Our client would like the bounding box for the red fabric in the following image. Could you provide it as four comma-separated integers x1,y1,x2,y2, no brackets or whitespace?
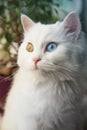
0,76,12,115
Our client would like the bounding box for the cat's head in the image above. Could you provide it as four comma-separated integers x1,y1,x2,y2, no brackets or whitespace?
18,12,86,79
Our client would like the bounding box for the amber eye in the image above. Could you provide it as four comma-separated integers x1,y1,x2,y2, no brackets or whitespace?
26,42,34,52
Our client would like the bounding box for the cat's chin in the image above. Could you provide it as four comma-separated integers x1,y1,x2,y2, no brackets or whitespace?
30,64,42,71
32,67,43,72
31,68,51,75
29,63,51,73
30,66,46,74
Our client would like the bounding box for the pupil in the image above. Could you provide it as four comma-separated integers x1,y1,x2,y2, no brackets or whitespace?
51,44,54,49
51,45,53,48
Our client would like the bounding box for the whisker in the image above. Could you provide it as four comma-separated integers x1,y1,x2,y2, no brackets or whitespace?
39,61,79,82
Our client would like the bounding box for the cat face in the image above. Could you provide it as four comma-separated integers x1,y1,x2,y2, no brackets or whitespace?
18,12,83,78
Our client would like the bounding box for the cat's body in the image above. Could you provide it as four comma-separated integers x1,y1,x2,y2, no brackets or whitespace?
1,12,87,130
2,69,87,130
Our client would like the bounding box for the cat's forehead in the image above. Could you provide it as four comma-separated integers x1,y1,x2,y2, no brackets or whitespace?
32,21,61,35
24,21,62,45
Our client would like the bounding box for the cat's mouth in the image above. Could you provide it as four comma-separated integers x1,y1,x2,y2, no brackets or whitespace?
33,63,44,71
33,61,53,72
33,63,50,72
35,64,39,70
33,63,40,70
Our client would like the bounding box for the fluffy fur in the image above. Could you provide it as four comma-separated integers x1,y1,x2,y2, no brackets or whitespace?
1,12,87,130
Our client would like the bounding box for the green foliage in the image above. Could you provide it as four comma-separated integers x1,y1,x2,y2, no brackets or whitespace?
20,0,60,23
0,0,60,47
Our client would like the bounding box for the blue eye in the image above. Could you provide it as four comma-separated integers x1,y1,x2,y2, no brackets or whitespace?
46,42,57,52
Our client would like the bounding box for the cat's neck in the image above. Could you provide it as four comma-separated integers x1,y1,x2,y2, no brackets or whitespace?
13,66,87,97
16,67,79,84
16,68,50,85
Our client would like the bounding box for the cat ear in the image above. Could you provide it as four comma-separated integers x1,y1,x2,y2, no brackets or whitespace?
63,12,81,39
21,14,35,32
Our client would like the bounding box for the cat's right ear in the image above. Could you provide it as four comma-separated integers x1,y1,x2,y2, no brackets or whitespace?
62,12,81,40
21,14,35,32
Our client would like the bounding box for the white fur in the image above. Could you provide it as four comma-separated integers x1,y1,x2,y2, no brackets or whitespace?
1,12,87,130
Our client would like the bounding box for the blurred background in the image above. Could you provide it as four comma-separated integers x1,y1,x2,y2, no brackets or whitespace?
0,0,86,77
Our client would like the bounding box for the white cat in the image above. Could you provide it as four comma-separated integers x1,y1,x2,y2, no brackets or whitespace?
1,12,87,130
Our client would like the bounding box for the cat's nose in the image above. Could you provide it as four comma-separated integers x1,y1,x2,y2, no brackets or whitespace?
33,57,41,64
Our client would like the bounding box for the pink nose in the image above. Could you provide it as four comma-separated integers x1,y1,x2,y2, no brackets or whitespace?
33,57,41,64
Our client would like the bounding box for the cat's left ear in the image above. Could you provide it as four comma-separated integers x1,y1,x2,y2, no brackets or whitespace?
63,12,81,39
21,14,35,32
